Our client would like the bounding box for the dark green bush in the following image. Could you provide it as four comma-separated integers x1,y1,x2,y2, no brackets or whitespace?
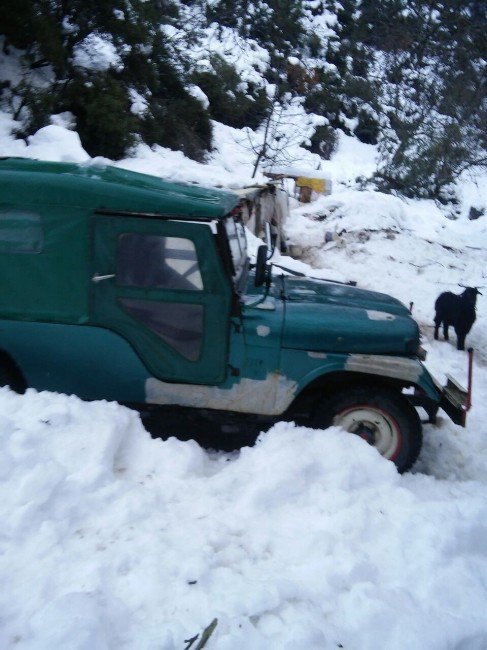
304,124,338,159
354,109,379,145
141,94,213,162
66,75,137,159
192,56,269,130
11,83,59,138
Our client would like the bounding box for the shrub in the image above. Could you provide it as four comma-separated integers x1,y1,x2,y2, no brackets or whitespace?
354,109,379,145
304,124,338,159
192,56,269,130
66,75,137,159
10,82,59,139
141,94,213,162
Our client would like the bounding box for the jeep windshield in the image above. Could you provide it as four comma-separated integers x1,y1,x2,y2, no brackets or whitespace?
224,215,248,291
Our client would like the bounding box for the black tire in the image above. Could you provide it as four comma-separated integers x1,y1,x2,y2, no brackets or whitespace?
0,365,11,387
0,354,26,393
312,386,423,473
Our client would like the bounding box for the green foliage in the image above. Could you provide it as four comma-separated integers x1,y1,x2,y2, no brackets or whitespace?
192,56,269,130
304,68,344,131
354,109,379,145
65,75,137,159
304,124,338,159
373,0,487,199
141,94,213,162
207,0,305,60
0,0,211,160
0,0,485,192
251,0,305,56
307,32,322,58
376,119,486,201
10,83,58,138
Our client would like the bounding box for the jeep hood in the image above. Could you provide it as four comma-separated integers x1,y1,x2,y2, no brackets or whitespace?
282,277,419,355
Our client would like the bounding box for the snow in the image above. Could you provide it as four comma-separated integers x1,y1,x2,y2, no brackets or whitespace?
267,166,332,181
128,89,149,117
196,25,271,85
1,389,487,649
0,122,91,163
321,132,379,185
1,92,487,648
187,84,210,109
72,34,124,73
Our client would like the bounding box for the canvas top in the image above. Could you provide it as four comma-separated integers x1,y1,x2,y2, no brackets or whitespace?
0,157,240,220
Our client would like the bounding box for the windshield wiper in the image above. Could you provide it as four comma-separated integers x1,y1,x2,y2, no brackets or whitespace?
271,261,357,287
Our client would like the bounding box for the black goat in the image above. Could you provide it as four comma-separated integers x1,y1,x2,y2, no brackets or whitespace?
434,287,481,350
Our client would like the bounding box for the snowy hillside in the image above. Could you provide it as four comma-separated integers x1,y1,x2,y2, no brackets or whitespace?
1,119,487,649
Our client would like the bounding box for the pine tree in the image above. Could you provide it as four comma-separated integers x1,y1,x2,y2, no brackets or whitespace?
374,0,487,200
0,0,213,160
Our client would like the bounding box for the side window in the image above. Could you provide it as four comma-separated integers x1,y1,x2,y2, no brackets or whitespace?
116,233,203,291
0,209,43,253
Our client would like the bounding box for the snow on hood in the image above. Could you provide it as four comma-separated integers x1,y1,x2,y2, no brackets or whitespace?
1,388,487,649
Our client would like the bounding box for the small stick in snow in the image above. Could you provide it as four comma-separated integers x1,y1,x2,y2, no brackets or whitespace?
195,619,218,649
466,348,474,411
184,618,218,650
183,634,199,650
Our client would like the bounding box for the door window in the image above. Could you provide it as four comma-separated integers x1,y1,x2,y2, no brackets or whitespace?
118,299,204,361
116,233,203,290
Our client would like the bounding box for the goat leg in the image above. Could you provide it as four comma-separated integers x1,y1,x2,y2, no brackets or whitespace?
434,316,441,340
456,328,466,351
443,324,449,341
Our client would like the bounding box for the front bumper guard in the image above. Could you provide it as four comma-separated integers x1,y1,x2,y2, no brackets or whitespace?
440,375,469,426
412,372,470,427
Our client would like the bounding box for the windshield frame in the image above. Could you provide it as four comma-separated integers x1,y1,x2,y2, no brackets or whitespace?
221,214,249,294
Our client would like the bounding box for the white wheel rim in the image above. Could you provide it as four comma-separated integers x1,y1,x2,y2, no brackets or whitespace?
333,406,401,460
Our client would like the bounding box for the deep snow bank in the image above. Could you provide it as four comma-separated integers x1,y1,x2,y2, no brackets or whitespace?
1,388,487,649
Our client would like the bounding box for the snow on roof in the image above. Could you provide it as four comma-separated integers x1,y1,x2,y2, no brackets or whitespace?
265,166,332,181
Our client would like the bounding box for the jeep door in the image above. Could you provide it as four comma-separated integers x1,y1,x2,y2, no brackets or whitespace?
91,216,232,385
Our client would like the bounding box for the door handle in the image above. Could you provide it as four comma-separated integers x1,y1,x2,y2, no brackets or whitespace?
92,273,115,283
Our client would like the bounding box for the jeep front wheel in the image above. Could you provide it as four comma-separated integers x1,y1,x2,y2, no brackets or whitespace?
313,386,422,473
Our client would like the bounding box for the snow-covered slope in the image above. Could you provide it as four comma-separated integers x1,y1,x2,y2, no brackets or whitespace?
0,120,486,649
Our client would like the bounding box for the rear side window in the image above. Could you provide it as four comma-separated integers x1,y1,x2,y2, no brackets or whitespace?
0,209,43,253
116,233,203,291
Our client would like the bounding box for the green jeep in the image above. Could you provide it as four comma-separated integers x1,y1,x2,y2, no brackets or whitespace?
0,158,467,472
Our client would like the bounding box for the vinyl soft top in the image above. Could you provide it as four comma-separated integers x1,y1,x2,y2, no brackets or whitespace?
0,157,240,220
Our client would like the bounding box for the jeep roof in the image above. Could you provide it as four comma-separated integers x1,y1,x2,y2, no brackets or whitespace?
0,157,240,220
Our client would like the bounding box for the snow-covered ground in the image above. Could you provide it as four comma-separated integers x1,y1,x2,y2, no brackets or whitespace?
1,119,487,649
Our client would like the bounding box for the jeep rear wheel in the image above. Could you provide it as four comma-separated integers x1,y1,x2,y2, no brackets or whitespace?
0,366,13,389
0,354,26,394
313,386,422,473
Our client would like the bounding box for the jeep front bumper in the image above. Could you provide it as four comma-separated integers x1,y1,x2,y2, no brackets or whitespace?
440,375,469,426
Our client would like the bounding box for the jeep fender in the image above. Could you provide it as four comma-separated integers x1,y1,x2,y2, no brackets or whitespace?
285,352,441,407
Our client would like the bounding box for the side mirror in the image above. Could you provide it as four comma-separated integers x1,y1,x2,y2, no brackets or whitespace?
254,244,268,287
